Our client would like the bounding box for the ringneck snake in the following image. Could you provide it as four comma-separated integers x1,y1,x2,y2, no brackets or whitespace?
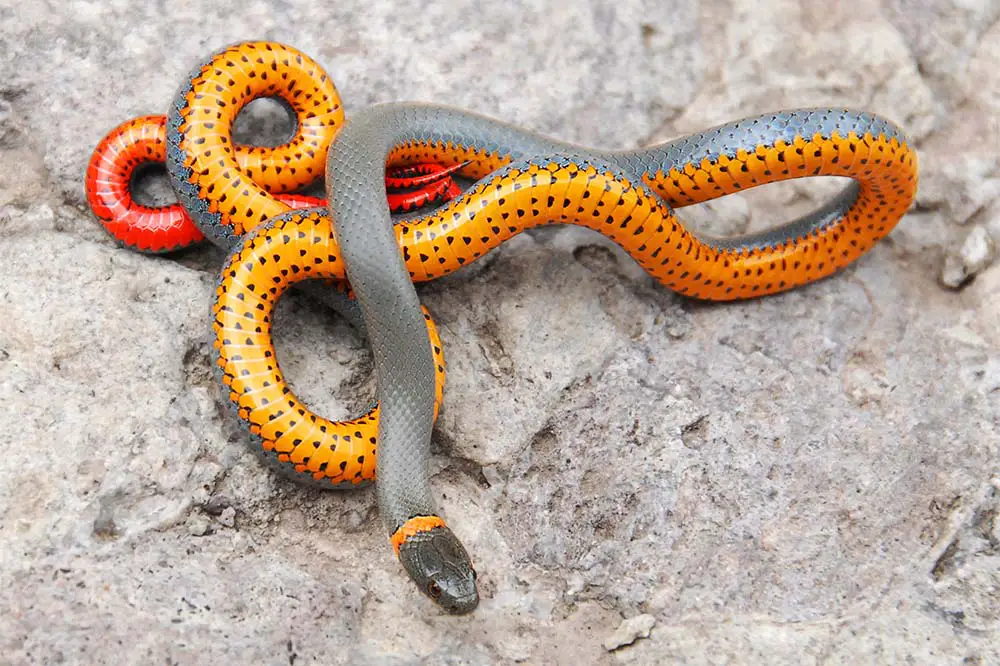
86,41,918,615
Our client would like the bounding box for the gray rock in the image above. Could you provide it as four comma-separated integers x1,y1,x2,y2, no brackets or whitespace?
1,1,999,664
941,225,997,288
918,156,1000,226
604,613,656,651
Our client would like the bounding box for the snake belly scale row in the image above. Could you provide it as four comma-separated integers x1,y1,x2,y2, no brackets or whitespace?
85,112,462,254
209,102,917,613
86,114,332,253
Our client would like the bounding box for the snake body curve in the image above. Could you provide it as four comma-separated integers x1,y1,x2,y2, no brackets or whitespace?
164,41,344,250
84,42,467,483
86,115,327,253
211,103,917,613
85,42,462,255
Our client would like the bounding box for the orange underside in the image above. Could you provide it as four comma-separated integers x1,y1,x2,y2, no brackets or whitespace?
176,41,344,237
387,131,917,299
212,211,445,485
214,129,916,486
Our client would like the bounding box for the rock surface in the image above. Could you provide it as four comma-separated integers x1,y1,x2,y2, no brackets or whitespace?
942,225,997,288
1,1,999,664
604,614,657,651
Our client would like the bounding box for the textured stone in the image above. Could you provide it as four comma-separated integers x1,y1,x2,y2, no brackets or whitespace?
941,225,998,288
1,1,999,664
603,613,656,651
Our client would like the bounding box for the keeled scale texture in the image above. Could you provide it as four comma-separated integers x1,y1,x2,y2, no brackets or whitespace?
1,1,999,664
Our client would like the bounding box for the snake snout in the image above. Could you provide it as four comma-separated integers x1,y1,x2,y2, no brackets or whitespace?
397,525,479,614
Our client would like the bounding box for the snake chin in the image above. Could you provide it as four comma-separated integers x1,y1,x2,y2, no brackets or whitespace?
397,525,479,615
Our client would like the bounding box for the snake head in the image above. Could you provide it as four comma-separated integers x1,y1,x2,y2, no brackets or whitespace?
396,524,479,614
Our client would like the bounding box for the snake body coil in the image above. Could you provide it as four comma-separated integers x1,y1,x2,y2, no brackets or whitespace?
86,42,461,255
81,35,920,618
212,102,917,613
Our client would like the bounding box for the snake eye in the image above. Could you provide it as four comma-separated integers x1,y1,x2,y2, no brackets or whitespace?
427,581,442,598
